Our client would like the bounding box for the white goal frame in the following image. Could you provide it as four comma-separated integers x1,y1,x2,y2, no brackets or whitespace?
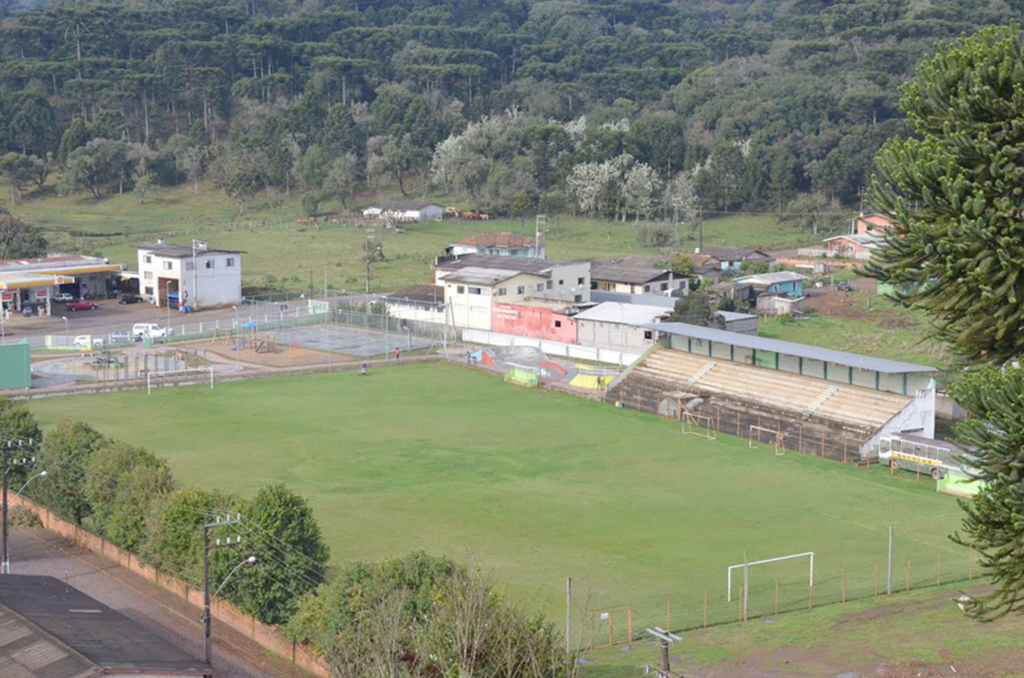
147,367,215,395
749,425,785,456
727,551,814,602
682,412,717,440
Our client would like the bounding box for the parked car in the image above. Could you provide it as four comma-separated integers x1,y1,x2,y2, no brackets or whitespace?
132,323,173,340
118,293,142,304
836,281,853,293
72,335,104,349
65,300,99,311
53,292,76,303
110,330,132,344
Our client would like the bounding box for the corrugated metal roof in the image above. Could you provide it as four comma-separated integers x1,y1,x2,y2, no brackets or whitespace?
736,271,807,285
574,302,670,325
434,254,565,276
591,290,675,308
645,322,937,374
590,256,670,285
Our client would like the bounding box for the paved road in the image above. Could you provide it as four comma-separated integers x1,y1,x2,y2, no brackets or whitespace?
8,528,308,678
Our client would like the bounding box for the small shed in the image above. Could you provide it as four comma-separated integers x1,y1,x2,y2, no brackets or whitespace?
362,201,444,222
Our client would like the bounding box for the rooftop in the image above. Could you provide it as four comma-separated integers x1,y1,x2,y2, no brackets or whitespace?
573,302,670,325
591,290,675,308
457,233,535,248
367,200,441,211
440,267,522,286
435,253,578,277
824,233,885,245
645,322,937,375
697,247,772,261
590,255,673,285
387,284,445,304
0,255,108,274
0,574,211,675
736,271,807,286
138,242,243,258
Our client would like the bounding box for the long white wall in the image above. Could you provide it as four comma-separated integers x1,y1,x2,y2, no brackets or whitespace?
462,329,640,366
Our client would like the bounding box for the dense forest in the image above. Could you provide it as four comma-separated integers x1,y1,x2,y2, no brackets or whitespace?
0,0,1020,220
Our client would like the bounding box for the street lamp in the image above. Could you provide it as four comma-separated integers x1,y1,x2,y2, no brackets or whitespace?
61,316,68,351
213,555,256,599
2,462,46,575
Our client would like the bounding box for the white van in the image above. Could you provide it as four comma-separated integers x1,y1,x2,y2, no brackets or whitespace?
132,323,173,340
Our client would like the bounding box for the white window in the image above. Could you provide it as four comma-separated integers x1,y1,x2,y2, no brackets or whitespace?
163,260,173,270
517,286,525,295
536,283,544,292
470,305,488,314
185,261,194,271
227,257,235,267
205,259,215,269
143,271,153,280
144,255,152,264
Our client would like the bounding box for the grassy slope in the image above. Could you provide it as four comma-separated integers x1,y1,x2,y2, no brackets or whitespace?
586,582,1023,677
15,184,812,293
26,365,969,636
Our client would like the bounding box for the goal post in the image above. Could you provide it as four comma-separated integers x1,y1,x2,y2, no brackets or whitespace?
749,425,785,456
727,551,814,602
682,412,717,440
146,366,215,395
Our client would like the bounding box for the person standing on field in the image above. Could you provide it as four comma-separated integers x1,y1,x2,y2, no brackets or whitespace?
395,347,401,360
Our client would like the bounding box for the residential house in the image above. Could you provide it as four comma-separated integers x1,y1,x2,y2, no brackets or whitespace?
433,254,590,331
695,247,777,273
448,232,544,258
736,271,807,316
823,233,884,260
137,240,242,310
590,255,692,295
853,211,897,235
362,200,444,222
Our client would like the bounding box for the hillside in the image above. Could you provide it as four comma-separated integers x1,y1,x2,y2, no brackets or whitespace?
1,0,1021,225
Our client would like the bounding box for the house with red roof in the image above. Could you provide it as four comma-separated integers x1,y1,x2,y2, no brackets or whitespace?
448,232,544,258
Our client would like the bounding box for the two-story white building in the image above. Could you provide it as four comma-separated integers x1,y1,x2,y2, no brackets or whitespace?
137,241,242,310
433,254,591,331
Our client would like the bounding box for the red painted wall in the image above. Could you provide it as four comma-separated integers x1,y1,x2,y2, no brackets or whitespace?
492,302,577,343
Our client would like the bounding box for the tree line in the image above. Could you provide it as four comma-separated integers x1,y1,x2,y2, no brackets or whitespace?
0,0,1018,220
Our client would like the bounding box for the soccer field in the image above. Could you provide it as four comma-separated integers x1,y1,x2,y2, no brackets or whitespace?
26,363,969,640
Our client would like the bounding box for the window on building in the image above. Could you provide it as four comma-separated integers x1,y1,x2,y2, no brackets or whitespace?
558,279,564,286
536,283,544,292
546,280,553,290
517,286,525,295
644,330,653,340
497,288,507,296
577,276,585,285
660,282,668,291
143,271,153,280
144,286,154,295
144,255,152,264
185,261,194,271
457,285,465,294
163,261,173,270
574,294,582,302
226,257,235,267
643,285,650,292
554,320,562,328
205,259,215,269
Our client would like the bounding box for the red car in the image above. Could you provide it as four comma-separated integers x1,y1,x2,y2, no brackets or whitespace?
65,300,99,311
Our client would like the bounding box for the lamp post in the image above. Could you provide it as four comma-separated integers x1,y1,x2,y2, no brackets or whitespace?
2,439,43,575
165,280,172,344
61,316,68,351
200,511,250,677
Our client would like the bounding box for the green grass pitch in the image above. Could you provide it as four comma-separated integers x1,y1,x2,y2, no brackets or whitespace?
26,363,968,643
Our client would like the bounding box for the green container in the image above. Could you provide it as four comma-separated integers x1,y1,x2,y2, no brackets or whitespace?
0,341,31,389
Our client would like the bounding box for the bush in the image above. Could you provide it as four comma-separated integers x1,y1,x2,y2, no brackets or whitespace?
143,487,239,576
34,420,105,525
9,505,41,528
634,221,674,248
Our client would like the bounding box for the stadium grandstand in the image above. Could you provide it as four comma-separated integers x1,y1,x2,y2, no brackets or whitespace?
606,323,937,462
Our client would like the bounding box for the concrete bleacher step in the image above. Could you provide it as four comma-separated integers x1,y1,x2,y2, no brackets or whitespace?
686,360,717,387
802,385,840,420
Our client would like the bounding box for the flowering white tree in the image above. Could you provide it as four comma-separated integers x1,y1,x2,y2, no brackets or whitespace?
622,162,661,222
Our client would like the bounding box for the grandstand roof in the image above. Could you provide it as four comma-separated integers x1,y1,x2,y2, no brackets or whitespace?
646,322,937,375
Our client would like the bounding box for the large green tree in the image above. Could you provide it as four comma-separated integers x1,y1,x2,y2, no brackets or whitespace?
34,420,104,525
867,24,1024,365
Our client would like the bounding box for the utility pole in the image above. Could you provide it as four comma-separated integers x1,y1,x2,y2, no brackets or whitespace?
202,513,244,675
887,526,894,596
192,239,206,311
645,627,680,678
535,214,547,258
2,439,37,575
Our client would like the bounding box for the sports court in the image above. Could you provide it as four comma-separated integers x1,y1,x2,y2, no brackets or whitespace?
272,323,435,357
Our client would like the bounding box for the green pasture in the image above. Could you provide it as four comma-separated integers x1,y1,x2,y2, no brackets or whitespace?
26,363,970,661
15,183,814,294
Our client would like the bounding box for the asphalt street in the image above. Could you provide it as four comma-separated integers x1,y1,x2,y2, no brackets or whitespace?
7,528,309,678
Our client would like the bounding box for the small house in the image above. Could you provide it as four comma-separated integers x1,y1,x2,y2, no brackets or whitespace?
823,233,884,260
696,247,777,273
590,255,693,295
448,233,543,258
736,271,806,297
362,201,444,222
852,211,897,235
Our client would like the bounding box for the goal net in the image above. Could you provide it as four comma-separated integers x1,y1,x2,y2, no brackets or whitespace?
749,425,785,456
682,412,717,440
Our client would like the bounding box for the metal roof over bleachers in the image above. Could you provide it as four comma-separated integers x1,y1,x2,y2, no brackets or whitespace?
646,322,937,375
